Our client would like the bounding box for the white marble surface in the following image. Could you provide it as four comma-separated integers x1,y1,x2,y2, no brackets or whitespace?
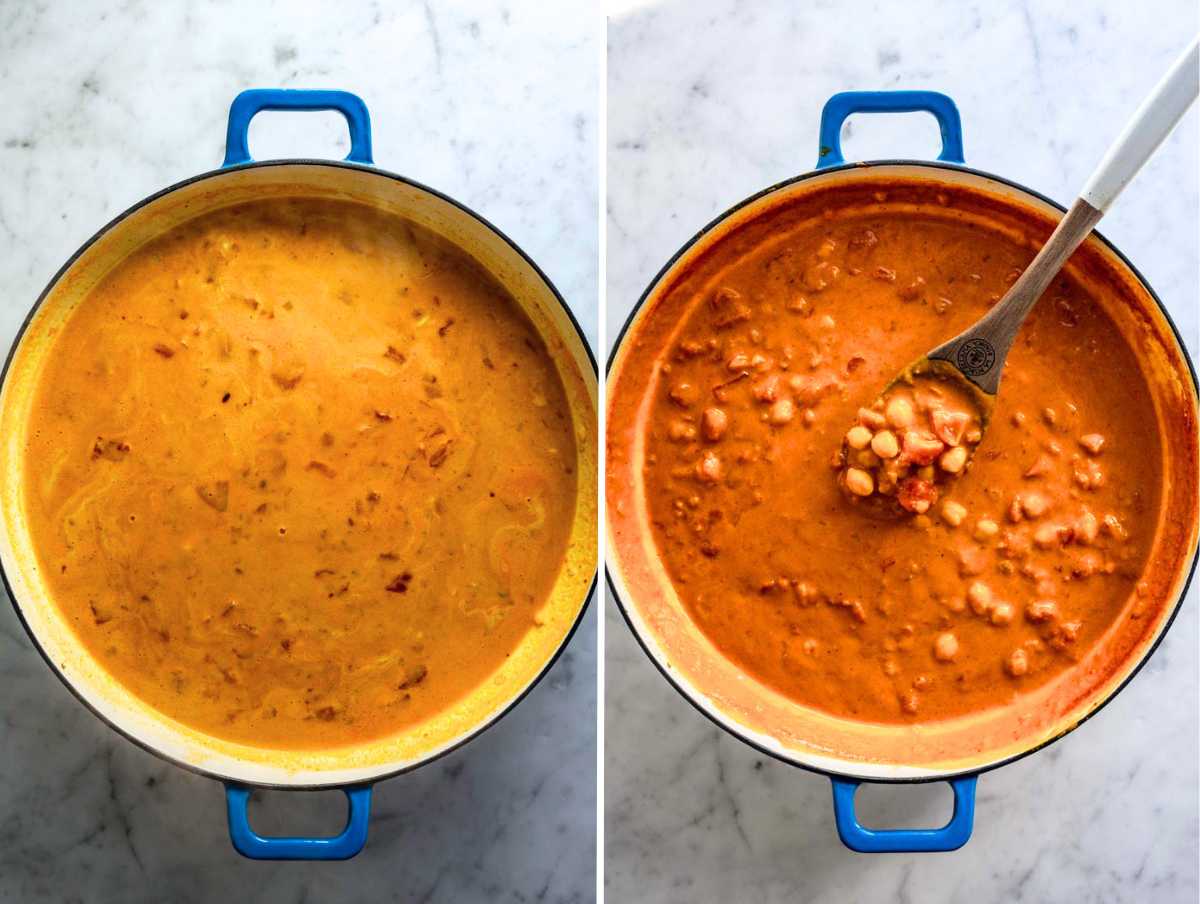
0,2,596,902
607,1,1198,902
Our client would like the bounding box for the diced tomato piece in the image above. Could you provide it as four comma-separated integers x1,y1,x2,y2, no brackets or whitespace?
898,477,938,513
931,409,970,446
900,430,945,466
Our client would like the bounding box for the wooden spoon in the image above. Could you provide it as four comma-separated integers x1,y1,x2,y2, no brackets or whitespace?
838,36,1199,515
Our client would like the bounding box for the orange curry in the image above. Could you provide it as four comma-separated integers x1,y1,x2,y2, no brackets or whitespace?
23,199,578,750
614,181,1173,724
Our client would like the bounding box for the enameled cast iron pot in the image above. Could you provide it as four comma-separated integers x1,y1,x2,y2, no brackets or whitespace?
0,89,598,860
606,91,1198,853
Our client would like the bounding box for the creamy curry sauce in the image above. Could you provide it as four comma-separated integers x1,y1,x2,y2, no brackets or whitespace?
630,185,1165,724
23,199,578,750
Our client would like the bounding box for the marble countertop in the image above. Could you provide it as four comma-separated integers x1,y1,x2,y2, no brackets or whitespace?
0,2,596,902
606,1,1198,902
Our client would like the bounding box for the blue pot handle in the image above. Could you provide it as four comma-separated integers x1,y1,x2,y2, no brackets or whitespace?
831,775,977,853
225,783,373,860
222,88,374,167
817,90,964,169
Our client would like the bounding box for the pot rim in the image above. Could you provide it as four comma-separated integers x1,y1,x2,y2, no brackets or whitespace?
1,157,598,790
605,157,1199,784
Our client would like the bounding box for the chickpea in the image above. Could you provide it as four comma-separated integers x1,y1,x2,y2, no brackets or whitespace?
1026,600,1058,623
1011,411,1027,428
852,449,881,469
669,382,698,407
974,518,999,541
1033,522,1065,548
877,465,899,496
668,420,697,442
701,407,728,441
1042,407,1057,426
844,468,875,497
941,501,967,527
990,602,1014,626
967,581,992,614
858,407,887,430
1079,433,1106,455
1005,648,1029,677
1074,553,1102,578
885,395,916,429
871,430,900,459
769,398,795,425
1020,492,1049,519
845,425,873,450
1075,510,1099,544
933,632,959,662
696,451,722,483
939,445,968,474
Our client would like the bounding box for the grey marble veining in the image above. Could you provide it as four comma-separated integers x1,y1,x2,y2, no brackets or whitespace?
606,1,1198,902
0,2,596,902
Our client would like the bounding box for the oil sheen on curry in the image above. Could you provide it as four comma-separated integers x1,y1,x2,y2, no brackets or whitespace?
628,183,1161,724
23,199,577,750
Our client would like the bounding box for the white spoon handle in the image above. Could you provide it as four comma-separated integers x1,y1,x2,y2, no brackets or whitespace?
930,37,1199,394
1080,36,1199,212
